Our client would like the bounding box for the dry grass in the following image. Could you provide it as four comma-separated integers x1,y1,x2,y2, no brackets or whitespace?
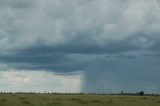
0,94,159,106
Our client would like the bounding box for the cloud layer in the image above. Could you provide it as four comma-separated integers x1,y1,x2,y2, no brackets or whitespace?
0,0,160,53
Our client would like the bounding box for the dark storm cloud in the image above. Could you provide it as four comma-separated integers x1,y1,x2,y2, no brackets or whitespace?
0,0,160,93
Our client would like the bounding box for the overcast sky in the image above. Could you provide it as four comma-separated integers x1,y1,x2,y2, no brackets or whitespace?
0,0,160,93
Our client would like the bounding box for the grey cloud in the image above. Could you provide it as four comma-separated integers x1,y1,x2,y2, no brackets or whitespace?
0,0,35,8
0,0,160,54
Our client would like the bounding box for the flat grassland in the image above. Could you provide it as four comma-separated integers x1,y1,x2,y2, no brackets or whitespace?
0,94,160,106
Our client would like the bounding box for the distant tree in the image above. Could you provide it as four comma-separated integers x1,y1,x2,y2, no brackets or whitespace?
139,91,144,96
121,91,124,95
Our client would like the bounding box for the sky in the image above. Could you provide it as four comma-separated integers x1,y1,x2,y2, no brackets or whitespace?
0,0,160,94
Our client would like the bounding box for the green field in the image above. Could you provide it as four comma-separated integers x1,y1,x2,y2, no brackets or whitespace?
0,94,159,106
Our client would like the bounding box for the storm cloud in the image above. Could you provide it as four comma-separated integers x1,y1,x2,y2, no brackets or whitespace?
0,0,160,93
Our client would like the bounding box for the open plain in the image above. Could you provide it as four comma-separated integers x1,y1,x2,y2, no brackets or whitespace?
0,94,159,106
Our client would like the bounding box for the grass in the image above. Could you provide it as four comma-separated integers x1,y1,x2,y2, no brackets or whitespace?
0,94,159,106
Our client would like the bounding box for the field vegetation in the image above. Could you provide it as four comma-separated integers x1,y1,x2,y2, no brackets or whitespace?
0,94,159,106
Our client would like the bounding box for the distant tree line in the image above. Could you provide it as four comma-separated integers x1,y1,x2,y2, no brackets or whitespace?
120,90,144,96
0,90,159,96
